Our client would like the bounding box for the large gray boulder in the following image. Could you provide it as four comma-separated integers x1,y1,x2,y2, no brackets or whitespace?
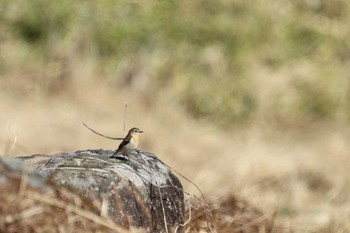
0,149,184,233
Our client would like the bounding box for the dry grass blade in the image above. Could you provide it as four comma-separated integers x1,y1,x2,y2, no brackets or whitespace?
167,165,214,232
180,193,287,233
26,191,130,233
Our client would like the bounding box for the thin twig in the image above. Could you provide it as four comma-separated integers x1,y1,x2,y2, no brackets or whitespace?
10,135,17,154
175,199,192,233
82,122,124,140
123,103,128,136
83,156,116,165
167,165,216,232
45,167,110,174
167,165,207,203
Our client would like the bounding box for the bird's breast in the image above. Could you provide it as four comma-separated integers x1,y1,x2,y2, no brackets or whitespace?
132,134,139,142
129,135,139,147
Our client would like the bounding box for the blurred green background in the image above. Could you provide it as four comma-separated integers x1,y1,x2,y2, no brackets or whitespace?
2,1,350,232
1,0,349,127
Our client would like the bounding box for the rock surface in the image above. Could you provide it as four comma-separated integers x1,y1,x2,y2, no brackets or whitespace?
0,149,184,232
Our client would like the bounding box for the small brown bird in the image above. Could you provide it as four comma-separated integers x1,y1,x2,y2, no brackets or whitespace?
111,127,143,158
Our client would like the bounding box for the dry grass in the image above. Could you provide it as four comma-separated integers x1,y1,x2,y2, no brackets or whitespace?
1,84,350,232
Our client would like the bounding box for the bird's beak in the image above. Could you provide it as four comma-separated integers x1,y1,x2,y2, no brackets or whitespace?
139,130,144,133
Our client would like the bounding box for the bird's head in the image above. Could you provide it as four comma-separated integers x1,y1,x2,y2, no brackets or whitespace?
129,127,143,135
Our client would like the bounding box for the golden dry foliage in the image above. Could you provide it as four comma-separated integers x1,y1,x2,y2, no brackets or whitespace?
183,195,292,233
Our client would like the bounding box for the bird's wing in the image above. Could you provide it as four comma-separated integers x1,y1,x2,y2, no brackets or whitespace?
116,135,131,152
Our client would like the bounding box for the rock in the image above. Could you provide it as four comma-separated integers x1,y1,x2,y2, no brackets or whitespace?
0,149,185,233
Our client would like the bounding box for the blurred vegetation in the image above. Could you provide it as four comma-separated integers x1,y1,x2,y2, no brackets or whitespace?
1,0,350,126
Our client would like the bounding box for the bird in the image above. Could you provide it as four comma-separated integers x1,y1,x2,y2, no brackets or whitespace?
111,127,143,158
